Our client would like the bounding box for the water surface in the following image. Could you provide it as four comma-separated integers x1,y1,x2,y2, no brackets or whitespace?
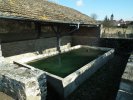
27,48,106,78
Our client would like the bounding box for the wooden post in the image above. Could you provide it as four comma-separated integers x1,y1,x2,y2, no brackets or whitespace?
0,40,4,63
0,40,2,57
35,22,42,38
56,32,61,53
51,24,62,53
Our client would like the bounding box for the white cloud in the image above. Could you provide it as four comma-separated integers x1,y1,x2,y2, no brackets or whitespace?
76,0,83,7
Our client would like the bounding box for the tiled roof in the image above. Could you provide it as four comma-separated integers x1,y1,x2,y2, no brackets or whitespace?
0,0,96,24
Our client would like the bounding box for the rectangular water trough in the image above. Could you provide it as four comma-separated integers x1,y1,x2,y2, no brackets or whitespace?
14,45,114,98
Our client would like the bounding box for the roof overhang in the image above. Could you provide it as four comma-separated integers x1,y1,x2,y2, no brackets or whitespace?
0,11,97,26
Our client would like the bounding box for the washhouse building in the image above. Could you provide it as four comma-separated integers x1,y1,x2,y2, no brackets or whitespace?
0,0,115,100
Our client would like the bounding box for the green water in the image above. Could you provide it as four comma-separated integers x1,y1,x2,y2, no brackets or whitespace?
27,48,106,78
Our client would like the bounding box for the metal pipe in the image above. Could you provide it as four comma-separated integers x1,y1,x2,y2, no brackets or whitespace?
67,23,80,34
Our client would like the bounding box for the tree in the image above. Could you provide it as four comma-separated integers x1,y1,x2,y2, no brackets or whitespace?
102,15,112,34
105,15,108,21
110,14,114,21
91,13,98,20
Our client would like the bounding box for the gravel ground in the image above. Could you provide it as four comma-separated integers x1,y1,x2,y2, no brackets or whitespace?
47,52,130,100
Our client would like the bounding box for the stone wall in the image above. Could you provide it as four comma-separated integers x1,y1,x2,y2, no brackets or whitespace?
1,36,72,57
0,19,72,43
0,19,38,42
0,19,101,57
72,36,100,46
73,26,100,37
99,38,133,54
71,26,101,47
0,63,47,100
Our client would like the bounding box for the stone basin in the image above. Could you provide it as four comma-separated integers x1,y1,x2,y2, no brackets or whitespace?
14,45,114,98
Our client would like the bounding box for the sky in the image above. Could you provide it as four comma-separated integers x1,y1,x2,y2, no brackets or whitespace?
48,0,133,21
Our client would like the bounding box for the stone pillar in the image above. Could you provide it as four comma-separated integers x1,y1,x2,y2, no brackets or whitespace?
0,40,2,57
99,24,103,38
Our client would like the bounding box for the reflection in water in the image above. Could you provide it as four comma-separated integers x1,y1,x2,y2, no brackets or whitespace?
57,54,62,67
28,48,106,78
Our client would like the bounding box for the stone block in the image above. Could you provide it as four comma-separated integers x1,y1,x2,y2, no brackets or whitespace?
0,63,47,100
